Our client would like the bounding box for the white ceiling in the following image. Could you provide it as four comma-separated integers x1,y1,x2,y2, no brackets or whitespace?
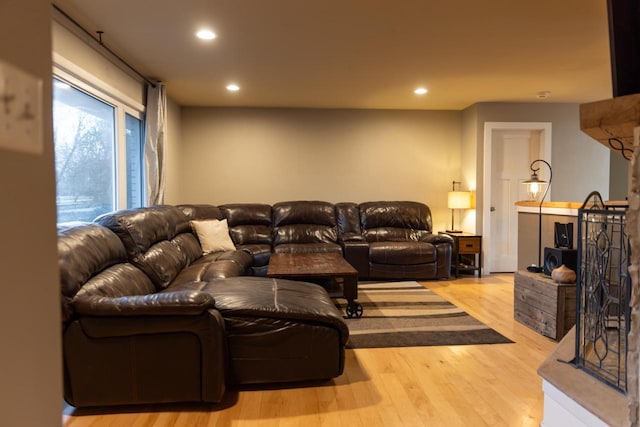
52,0,613,110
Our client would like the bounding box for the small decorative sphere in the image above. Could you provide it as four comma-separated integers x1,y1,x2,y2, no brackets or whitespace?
551,264,576,284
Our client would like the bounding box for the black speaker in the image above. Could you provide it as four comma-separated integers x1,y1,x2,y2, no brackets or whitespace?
543,247,577,276
554,222,573,249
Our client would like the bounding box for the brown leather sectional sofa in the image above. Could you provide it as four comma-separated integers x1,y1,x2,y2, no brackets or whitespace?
59,201,452,408
217,200,453,279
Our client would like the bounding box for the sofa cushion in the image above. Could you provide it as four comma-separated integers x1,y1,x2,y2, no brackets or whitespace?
271,201,339,255
164,204,192,234
220,203,272,227
171,233,203,265
134,240,189,289
74,263,156,299
204,277,349,341
359,201,432,231
363,227,431,243
273,224,338,246
58,223,158,324
95,206,201,289
228,224,272,246
58,223,128,299
172,250,252,283
369,241,437,265
272,201,336,227
191,219,236,253
217,204,273,274
95,206,186,257
178,204,224,222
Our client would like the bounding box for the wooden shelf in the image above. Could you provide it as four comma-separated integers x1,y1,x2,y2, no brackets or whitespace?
515,200,628,210
580,93,640,159
515,200,583,209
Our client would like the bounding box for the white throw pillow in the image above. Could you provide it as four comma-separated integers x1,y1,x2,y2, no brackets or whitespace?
190,219,236,253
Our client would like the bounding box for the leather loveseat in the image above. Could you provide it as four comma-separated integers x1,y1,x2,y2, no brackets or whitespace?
59,200,451,408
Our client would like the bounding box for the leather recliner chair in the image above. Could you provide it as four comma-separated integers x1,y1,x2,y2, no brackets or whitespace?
338,201,453,279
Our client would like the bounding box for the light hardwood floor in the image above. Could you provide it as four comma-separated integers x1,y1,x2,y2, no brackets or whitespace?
63,273,558,427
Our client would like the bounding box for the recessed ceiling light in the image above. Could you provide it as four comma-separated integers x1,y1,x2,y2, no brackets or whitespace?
196,29,217,40
414,87,428,95
226,84,240,92
536,90,551,99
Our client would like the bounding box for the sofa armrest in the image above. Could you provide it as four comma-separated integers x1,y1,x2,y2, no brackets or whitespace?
422,233,454,247
72,291,216,317
423,233,453,278
341,240,370,278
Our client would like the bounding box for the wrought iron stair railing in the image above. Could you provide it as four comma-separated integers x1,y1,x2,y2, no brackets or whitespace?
574,191,631,393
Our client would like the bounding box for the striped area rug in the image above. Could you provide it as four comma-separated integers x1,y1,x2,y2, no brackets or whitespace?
344,281,513,348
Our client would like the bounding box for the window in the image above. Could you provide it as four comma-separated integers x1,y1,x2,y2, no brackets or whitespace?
52,63,145,223
53,79,116,222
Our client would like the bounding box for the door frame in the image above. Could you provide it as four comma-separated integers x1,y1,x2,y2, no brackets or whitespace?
482,122,552,273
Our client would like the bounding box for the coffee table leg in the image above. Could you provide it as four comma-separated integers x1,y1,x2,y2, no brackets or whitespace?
343,275,363,318
346,300,363,318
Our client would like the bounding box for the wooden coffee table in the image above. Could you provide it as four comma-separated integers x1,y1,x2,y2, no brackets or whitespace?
267,252,363,317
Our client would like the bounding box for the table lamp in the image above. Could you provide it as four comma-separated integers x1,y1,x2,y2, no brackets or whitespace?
446,181,471,233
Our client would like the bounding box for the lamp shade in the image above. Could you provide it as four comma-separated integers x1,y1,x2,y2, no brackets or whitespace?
447,191,472,209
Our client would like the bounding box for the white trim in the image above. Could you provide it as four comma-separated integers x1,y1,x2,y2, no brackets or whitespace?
483,122,552,273
116,109,127,208
53,53,144,113
542,380,610,427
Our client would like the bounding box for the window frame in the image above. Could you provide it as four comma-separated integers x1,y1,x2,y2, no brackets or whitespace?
124,112,145,209
53,54,145,215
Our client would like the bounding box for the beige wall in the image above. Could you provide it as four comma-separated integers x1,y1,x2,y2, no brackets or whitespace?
463,102,611,233
172,107,462,232
460,104,479,232
517,212,578,271
474,102,610,202
0,1,62,426
610,151,629,200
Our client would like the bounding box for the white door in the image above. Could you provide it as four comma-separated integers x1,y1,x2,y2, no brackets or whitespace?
490,130,539,272
483,122,552,274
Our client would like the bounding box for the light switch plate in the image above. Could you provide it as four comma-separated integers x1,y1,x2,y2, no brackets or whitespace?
0,59,43,155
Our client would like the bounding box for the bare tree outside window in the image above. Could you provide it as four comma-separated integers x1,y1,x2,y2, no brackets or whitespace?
53,79,115,223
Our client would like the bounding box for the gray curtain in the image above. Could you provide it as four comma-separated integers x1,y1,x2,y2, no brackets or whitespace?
144,83,166,205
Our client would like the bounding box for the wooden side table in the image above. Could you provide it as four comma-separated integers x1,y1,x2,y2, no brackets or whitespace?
438,232,482,278
514,270,576,341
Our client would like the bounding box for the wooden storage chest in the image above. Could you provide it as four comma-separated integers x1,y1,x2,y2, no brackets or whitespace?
514,270,576,341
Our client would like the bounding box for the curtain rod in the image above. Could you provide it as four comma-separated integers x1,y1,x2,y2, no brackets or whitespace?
52,4,157,88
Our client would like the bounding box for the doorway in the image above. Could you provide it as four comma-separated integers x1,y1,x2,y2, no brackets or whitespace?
483,122,552,274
